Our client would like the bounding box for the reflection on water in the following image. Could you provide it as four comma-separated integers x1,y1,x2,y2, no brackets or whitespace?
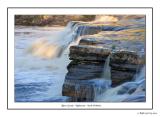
15,26,70,102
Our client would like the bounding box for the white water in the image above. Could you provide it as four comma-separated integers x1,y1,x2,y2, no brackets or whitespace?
101,55,111,85
15,22,87,102
15,25,79,102
27,22,80,59
95,66,145,102
15,19,145,102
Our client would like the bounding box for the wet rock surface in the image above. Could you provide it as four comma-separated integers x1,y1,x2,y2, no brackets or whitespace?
62,79,110,101
62,17,145,102
110,51,144,86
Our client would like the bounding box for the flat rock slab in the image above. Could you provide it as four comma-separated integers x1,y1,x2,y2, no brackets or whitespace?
79,38,145,56
62,79,110,102
70,45,110,61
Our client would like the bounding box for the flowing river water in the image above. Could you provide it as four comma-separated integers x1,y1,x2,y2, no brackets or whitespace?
15,20,145,102
15,26,72,102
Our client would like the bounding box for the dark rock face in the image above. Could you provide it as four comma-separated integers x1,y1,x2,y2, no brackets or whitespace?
66,61,104,80
62,44,111,101
110,51,145,86
62,79,110,101
111,70,135,87
110,63,142,72
70,45,110,61
110,51,145,65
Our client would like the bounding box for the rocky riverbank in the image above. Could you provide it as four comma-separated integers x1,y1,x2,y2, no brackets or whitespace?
62,16,145,102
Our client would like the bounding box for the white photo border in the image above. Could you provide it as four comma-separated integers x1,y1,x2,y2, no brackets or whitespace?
7,7,153,110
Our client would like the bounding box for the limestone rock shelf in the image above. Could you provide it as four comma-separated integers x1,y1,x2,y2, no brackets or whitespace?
62,18,145,102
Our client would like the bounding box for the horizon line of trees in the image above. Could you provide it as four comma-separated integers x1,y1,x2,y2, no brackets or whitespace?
15,15,96,26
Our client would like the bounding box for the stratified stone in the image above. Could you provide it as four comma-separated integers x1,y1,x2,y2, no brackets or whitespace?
79,37,145,57
66,60,104,80
110,63,143,72
111,69,135,86
110,51,145,65
69,45,110,61
62,79,110,102
79,38,106,46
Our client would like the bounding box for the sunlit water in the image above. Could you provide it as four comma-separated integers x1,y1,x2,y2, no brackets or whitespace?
15,17,145,102
15,26,71,102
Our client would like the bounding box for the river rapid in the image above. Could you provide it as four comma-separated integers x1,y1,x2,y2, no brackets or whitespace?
15,26,71,102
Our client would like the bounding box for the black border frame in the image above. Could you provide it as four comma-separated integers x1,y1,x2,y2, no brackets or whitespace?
7,7,153,110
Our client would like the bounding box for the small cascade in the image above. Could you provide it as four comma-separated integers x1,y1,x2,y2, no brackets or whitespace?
95,66,145,102
101,55,111,85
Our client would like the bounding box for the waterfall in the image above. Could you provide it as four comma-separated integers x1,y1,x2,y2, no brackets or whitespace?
101,55,111,85
95,66,145,102
27,21,87,59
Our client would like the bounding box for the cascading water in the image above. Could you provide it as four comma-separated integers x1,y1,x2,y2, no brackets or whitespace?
27,21,92,59
101,55,111,85
15,16,145,102
95,66,145,102
15,21,100,102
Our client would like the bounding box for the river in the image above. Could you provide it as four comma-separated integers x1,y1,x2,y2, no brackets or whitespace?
15,26,71,102
15,18,145,102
